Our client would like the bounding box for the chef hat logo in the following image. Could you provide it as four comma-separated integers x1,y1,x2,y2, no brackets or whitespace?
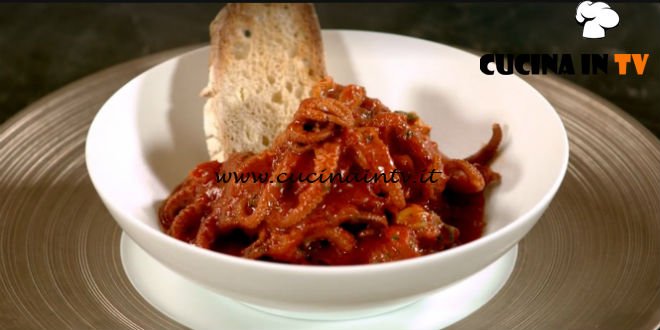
576,1,619,39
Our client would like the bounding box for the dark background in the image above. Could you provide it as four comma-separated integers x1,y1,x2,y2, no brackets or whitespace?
1,3,658,135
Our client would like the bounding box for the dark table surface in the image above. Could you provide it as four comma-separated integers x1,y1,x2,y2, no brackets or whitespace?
1,3,658,136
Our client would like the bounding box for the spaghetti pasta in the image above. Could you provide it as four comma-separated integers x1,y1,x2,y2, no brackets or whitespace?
159,78,502,265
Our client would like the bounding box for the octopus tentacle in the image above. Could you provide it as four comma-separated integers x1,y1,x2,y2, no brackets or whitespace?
159,79,502,265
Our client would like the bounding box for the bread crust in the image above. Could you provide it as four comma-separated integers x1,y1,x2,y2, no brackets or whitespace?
202,3,326,161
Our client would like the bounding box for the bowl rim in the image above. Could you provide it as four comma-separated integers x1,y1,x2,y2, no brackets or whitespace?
85,29,570,275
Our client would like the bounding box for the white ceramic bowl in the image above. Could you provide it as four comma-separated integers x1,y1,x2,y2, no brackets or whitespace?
86,30,568,320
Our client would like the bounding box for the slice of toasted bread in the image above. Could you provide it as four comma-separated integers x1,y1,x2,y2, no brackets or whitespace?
201,3,326,161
